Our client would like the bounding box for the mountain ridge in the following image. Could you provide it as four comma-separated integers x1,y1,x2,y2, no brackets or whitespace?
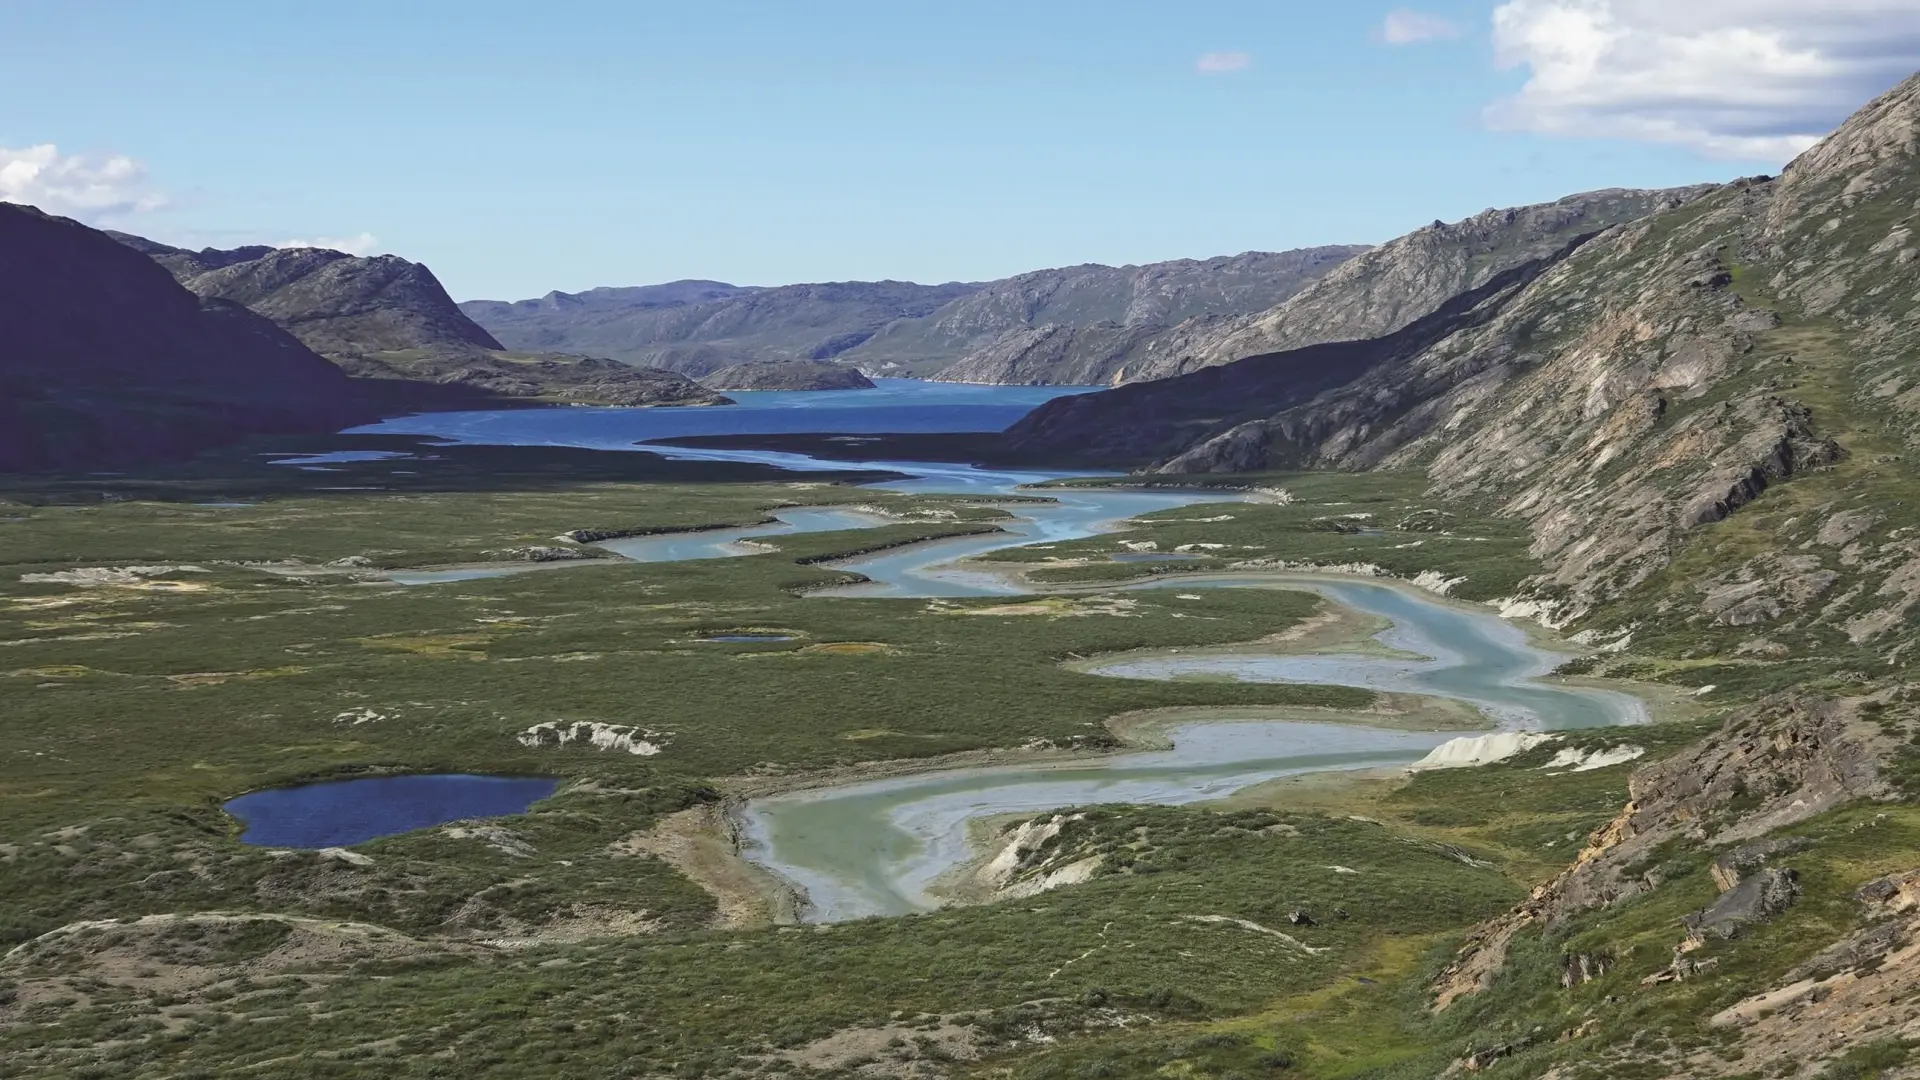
459,247,1369,381
114,237,729,409
1009,72,1920,636
1,206,376,471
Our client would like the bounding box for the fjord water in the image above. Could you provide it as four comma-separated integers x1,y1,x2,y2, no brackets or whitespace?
349,379,1092,453
226,774,558,848
334,381,1645,915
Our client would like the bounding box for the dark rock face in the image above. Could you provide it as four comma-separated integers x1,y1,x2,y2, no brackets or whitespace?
0,205,371,472
698,361,875,391
1003,241,1577,468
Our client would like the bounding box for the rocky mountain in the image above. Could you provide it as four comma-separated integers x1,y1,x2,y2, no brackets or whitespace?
463,280,980,376
862,247,1367,382
1012,71,1920,641
698,360,876,391
0,206,373,471
1085,187,1716,387
460,248,1367,382
119,239,726,408
1015,73,1920,1076
154,245,505,358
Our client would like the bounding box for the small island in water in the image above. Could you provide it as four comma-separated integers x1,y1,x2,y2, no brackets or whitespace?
698,359,877,391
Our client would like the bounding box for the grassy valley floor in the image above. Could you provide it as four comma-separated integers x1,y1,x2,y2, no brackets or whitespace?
0,435,1895,1080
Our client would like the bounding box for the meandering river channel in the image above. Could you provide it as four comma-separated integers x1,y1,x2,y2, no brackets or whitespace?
350,382,1652,922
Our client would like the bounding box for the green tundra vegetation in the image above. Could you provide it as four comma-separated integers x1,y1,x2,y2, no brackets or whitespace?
0,432,1910,1080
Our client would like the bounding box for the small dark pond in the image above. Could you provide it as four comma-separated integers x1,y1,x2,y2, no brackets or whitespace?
225,774,558,848
1109,552,1205,563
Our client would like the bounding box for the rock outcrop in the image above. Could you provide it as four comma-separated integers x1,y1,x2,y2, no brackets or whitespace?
1429,694,1892,1011
0,205,373,471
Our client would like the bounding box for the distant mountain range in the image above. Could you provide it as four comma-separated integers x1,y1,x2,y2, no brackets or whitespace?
460,248,1369,384
461,280,983,376
462,192,1723,389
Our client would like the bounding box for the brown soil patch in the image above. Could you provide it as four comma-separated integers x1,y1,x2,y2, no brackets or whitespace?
612,805,800,928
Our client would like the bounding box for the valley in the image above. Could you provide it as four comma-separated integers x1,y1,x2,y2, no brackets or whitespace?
2,53,1918,1080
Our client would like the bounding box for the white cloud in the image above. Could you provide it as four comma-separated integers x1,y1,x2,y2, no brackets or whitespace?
0,144,167,219
277,232,381,256
1487,0,1920,160
1196,51,1252,74
1382,10,1463,45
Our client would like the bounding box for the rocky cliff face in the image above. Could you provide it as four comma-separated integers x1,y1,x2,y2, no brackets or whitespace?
873,247,1366,383
1104,186,1716,386
0,207,372,471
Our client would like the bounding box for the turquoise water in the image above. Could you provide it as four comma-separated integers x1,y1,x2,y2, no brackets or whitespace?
598,507,889,562
1096,578,1645,732
739,577,1642,921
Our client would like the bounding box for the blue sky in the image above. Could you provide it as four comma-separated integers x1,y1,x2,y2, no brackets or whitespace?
3,1,1914,300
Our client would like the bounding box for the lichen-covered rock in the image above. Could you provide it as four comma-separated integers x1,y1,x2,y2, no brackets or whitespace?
1683,867,1800,943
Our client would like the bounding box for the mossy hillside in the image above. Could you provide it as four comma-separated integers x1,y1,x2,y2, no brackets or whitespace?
1566,287,1920,701
0,807,1527,1079
967,769,1916,1080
